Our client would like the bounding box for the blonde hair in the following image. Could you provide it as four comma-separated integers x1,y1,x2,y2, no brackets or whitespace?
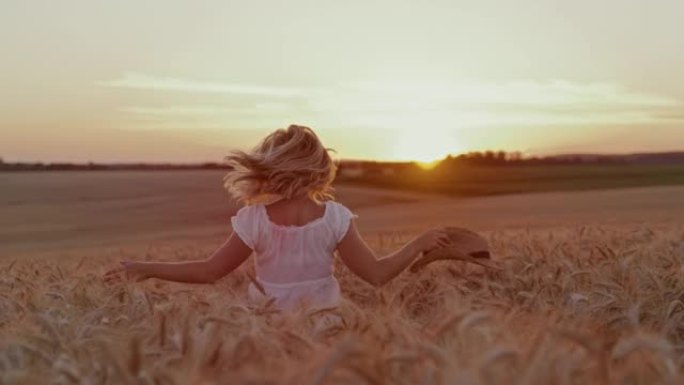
224,125,337,204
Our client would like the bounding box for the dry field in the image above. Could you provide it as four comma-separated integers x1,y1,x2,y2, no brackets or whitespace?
1,171,684,384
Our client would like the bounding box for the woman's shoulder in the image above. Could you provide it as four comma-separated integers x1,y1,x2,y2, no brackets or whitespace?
325,200,357,219
233,203,265,220
324,200,357,242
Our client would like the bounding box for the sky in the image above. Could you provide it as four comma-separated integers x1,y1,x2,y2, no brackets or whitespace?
1,0,683,163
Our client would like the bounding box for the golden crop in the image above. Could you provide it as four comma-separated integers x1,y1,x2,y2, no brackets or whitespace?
1,226,683,385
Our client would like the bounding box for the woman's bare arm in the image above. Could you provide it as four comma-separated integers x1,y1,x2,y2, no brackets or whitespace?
104,233,252,284
336,221,449,287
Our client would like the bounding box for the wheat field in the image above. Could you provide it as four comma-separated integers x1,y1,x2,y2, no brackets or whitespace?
1,173,684,384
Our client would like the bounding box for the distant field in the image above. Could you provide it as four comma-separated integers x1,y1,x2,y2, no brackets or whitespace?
0,171,424,256
341,164,684,196
1,170,682,257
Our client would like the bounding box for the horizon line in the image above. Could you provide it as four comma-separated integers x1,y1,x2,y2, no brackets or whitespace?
3,149,684,166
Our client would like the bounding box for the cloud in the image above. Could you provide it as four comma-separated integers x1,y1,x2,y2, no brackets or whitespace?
98,72,317,98
120,103,291,116
102,74,684,131
331,79,681,110
315,80,684,129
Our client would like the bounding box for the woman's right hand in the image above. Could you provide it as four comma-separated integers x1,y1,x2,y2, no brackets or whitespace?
414,228,451,254
103,261,149,284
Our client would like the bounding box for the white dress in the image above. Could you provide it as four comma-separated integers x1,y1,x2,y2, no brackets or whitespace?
230,200,357,311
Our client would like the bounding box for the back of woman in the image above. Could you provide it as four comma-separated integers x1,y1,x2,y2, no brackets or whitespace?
231,199,356,310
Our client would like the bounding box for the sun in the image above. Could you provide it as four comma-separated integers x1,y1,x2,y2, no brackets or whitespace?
415,159,442,170
390,129,460,167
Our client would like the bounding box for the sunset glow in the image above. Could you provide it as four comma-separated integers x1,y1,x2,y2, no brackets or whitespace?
390,127,463,163
1,1,683,163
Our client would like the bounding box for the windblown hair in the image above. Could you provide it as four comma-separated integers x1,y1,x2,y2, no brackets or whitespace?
224,125,337,204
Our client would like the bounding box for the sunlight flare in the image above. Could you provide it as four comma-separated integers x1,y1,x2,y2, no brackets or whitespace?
390,128,461,163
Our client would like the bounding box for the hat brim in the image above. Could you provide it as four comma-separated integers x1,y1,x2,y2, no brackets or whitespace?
410,227,500,272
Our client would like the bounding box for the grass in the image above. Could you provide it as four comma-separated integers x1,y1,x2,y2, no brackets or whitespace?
2,225,684,384
339,164,684,196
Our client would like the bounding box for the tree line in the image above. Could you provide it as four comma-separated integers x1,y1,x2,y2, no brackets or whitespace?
1,151,682,172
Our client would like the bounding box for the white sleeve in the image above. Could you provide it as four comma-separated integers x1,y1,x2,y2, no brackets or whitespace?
331,202,358,243
230,205,258,249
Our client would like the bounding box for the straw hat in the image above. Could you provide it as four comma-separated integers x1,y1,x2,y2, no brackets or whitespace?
410,227,499,272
